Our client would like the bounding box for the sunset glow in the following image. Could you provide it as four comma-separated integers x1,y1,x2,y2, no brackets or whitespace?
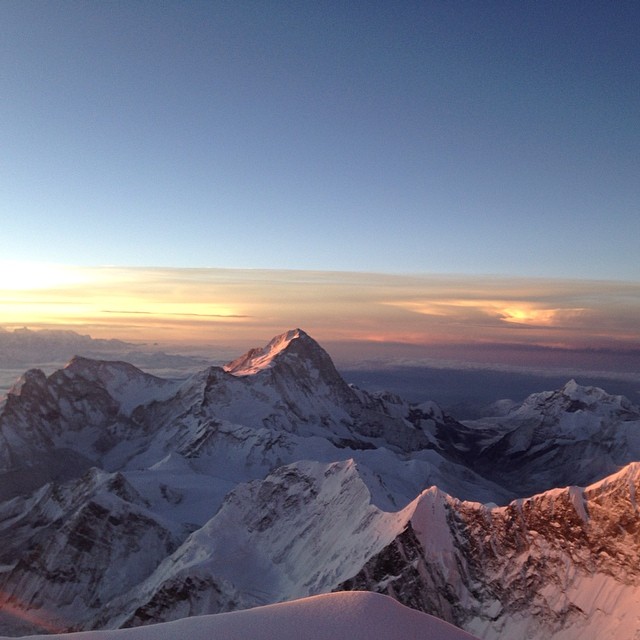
2,265,638,360
1,3,637,369
384,298,586,329
498,306,583,326
0,262,93,291
0,591,64,634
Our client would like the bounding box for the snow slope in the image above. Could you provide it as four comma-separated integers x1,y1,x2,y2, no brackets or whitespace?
97,459,416,628
0,592,478,640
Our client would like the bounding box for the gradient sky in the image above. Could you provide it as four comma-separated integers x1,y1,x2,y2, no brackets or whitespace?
1,2,639,377
2,1,639,279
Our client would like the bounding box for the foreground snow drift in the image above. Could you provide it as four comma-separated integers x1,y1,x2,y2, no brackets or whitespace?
0,592,478,640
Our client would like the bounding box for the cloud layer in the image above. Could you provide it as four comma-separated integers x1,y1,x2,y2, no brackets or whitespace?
1,265,639,371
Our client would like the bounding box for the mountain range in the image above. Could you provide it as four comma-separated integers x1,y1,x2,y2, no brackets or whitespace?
0,327,211,400
0,328,639,639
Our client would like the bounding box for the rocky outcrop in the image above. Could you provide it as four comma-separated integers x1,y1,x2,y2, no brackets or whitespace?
340,463,640,639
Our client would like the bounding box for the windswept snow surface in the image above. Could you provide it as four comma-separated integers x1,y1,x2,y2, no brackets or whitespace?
0,592,478,640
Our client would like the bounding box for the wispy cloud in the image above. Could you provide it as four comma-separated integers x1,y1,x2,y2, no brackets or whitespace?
101,309,250,319
1,266,639,365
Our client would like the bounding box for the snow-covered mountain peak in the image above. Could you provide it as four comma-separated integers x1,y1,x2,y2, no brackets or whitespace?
61,356,181,415
223,328,313,376
6,368,47,397
5,332,640,639
586,459,640,495
62,355,165,386
409,483,466,528
561,378,616,404
562,378,584,395
514,379,638,421
221,329,356,408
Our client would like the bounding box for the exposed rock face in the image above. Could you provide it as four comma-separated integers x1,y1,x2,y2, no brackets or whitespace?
340,463,640,639
0,469,179,634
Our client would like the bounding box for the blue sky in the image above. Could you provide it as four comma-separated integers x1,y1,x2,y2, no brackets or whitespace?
2,1,639,279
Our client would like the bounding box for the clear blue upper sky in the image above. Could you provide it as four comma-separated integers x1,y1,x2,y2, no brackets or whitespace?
2,1,638,279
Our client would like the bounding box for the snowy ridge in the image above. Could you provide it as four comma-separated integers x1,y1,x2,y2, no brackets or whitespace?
62,357,181,415
512,378,640,424
341,460,640,639
98,459,416,628
0,468,180,635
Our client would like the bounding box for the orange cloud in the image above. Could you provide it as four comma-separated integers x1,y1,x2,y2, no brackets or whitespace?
1,264,638,353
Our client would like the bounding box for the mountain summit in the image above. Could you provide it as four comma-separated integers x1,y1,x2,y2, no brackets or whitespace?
224,328,314,375
222,328,349,397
